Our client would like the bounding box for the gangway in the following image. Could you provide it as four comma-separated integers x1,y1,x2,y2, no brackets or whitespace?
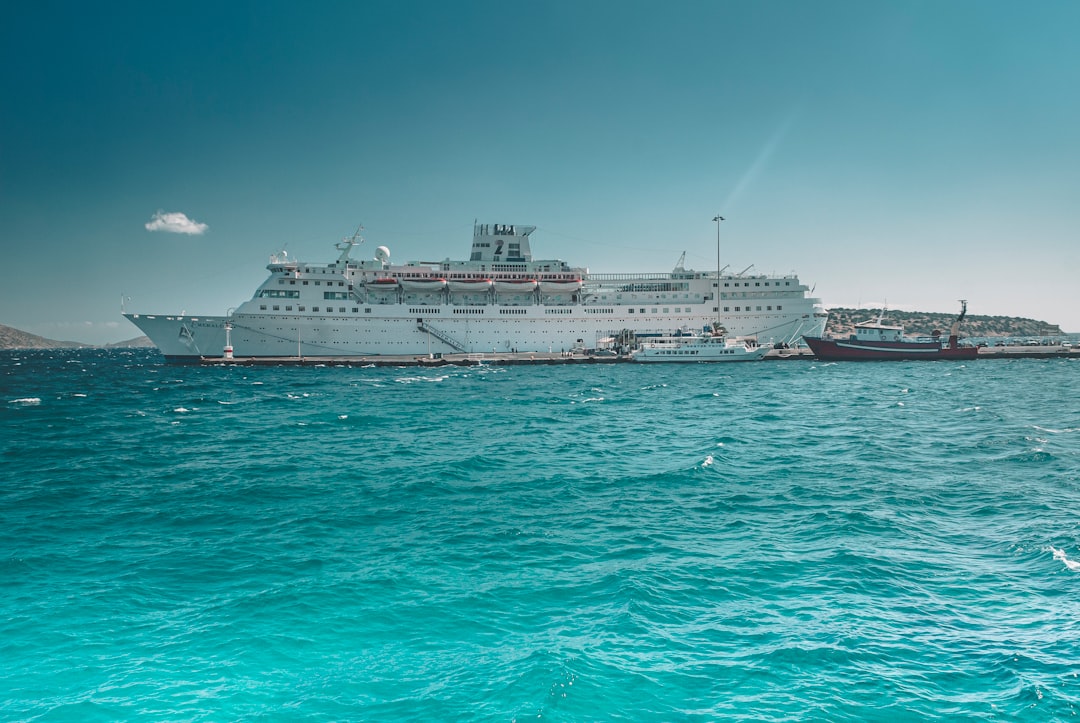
417,318,468,352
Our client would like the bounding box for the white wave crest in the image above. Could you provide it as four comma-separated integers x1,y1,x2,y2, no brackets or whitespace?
1049,546,1080,572
1034,425,1080,434
9,397,41,405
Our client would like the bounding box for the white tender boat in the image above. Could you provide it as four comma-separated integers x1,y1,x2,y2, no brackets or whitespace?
633,327,768,362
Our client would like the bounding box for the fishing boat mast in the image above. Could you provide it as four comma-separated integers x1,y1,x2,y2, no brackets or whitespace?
948,299,968,349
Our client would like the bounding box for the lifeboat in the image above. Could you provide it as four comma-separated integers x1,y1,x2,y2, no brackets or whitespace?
538,278,583,294
399,277,447,292
492,278,538,293
364,277,399,289
447,278,493,293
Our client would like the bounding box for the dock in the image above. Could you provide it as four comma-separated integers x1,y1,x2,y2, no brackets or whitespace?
198,345,1079,367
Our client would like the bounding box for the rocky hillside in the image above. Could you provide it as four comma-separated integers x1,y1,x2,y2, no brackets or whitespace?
825,308,1062,338
0,324,152,350
0,323,89,349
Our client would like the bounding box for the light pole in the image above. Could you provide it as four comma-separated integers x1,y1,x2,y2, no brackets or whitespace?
713,215,725,327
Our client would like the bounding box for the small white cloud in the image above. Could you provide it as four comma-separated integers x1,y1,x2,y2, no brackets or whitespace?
145,210,208,235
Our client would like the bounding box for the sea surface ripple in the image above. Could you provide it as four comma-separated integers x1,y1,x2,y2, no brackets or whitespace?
2,349,1079,721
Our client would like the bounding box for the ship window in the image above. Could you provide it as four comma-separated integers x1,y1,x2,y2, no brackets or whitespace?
290,280,295,285
303,281,308,285
785,282,790,286
273,305,280,310
285,306,292,311
365,308,372,313
756,282,760,287
724,307,730,312
260,305,267,310
315,281,321,286
640,309,645,313
735,306,741,311
313,306,319,312
628,309,634,314
352,308,358,313
299,306,305,311
339,307,345,313
756,306,761,311
777,305,782,310
724,283,729,287
767,306,773,311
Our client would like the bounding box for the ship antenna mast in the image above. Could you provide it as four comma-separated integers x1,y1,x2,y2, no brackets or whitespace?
713,215,725,327
336,224,364,265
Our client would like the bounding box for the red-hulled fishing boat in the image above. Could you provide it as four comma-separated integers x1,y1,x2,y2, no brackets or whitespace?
803,301,979,361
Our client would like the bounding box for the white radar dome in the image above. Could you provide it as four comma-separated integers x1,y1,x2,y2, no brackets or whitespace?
375,246,390,262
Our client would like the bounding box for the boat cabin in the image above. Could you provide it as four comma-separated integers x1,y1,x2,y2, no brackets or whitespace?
851,320,904,342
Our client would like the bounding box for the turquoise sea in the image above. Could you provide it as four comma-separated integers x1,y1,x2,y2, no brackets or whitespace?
2,349,1079,721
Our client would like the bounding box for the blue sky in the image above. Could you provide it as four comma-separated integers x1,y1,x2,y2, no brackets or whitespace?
2,0,1078,343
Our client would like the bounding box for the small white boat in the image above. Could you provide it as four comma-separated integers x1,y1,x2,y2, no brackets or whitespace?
633,329,767,362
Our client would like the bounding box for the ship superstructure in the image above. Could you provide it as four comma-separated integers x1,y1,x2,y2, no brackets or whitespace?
125,223,828,359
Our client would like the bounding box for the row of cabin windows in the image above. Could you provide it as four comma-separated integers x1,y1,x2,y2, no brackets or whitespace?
626,307,711,314
723,306,783,312
265,305,358,313
259,304,786,315
279,279,347,286
723,281,792,287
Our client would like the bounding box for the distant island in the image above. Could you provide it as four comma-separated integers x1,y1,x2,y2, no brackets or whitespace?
825,308,1063,338
0,323,152,350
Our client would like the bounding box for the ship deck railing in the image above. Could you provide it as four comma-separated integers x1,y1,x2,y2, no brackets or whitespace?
586,271,802,282
587,272,690,281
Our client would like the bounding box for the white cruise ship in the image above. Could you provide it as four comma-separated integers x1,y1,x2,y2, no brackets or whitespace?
124,223,828,360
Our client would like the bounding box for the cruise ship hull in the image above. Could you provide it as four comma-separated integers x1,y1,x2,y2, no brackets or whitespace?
127,308,825,360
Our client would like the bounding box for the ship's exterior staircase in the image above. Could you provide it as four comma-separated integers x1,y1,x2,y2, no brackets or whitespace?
416,319,468,352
